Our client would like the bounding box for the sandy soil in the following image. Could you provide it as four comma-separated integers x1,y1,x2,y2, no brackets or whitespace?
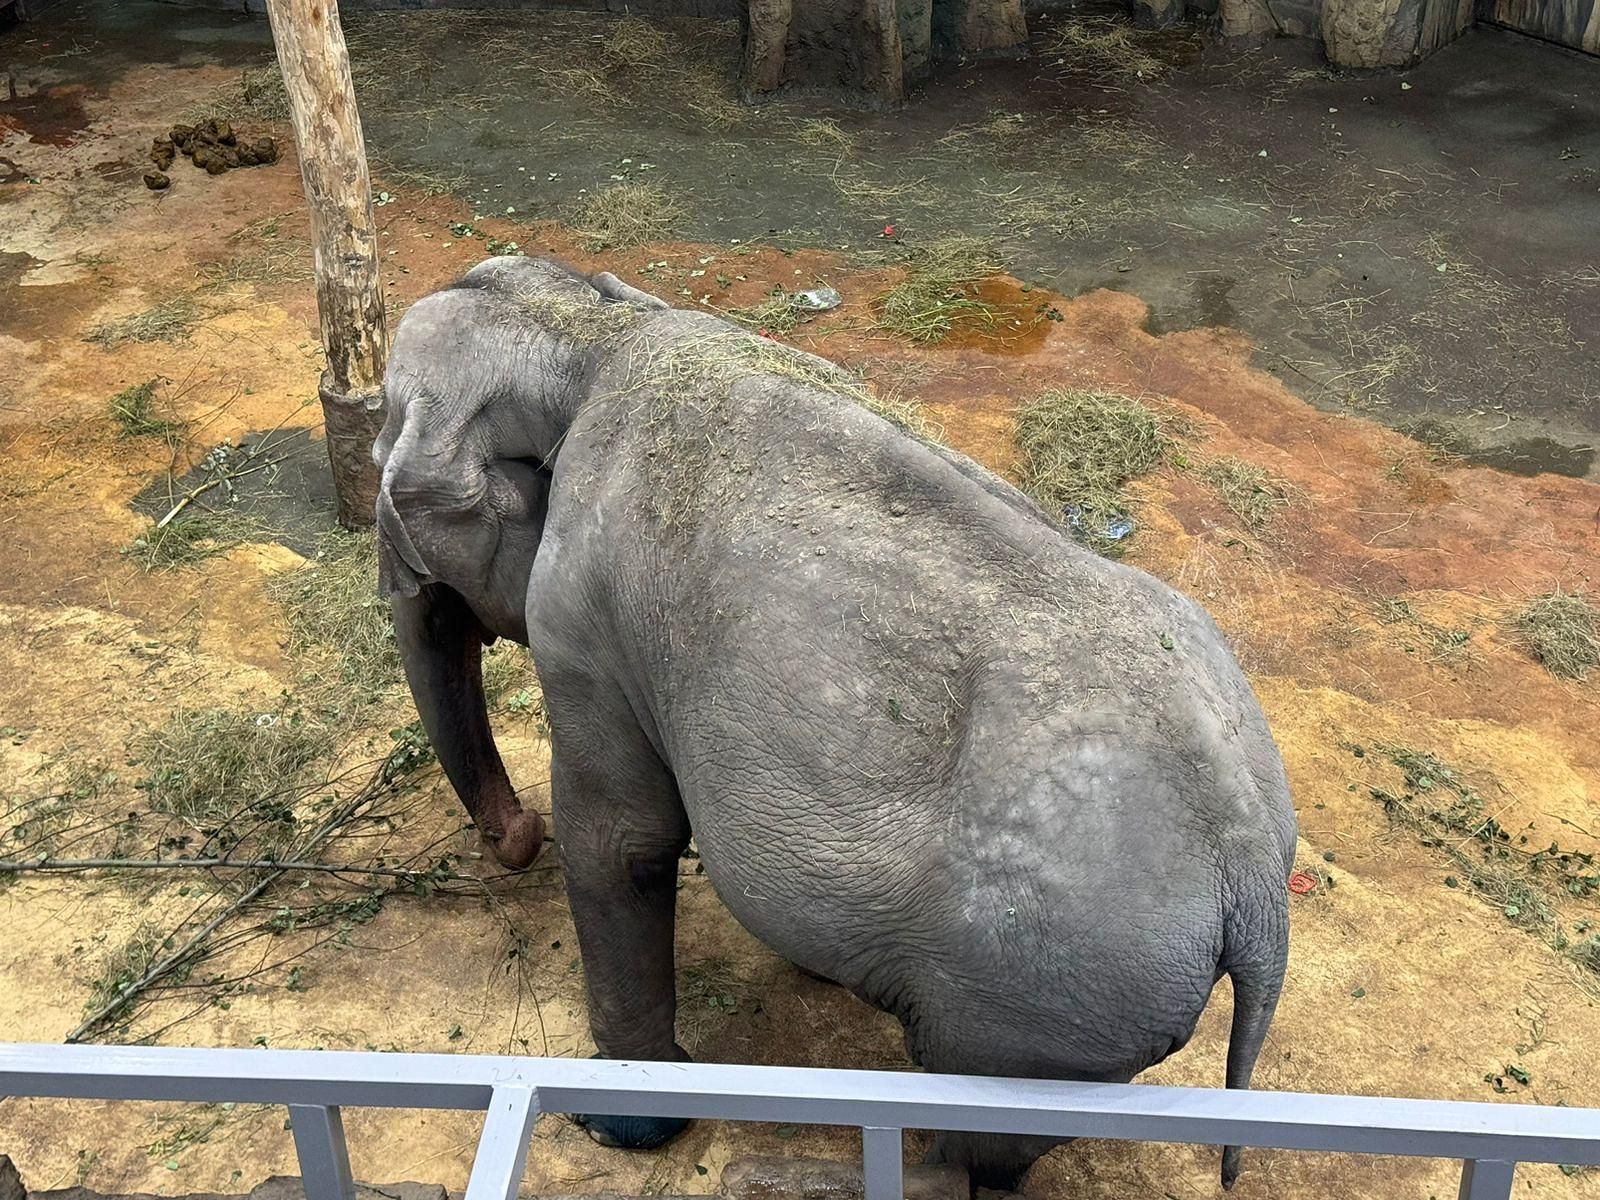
2,13,1600,1200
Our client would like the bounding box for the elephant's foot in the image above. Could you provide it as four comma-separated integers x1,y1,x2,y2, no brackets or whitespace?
573,1049,692,1149
486,808,546,870
927,1131,1056,1195
574,1110,691,1149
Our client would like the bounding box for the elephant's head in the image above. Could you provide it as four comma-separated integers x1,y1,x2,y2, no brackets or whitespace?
372,257,667,871
373,255,666,642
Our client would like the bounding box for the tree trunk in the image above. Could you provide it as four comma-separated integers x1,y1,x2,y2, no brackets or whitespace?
741,0,1027,106
1320,0,1472,64
264,0,388,530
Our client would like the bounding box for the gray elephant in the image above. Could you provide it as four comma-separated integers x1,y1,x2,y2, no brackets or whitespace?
373,256,1297,1190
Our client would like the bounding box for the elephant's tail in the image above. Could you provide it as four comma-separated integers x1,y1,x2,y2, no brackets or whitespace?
1218,881,1290,1191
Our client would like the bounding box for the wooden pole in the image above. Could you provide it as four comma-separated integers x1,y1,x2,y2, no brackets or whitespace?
264,0,387,530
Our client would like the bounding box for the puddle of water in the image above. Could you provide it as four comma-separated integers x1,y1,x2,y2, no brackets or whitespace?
1401,417,1595,479
0,85,93,147
131,428,338,557
1192,275,1238,328
1470,436,1596,478
940,278,1058,355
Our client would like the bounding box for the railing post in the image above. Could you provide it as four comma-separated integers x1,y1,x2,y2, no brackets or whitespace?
862,1126,904,1200
287,1105,356,1200
1458,1160,1516,1200
464,1085,542,1200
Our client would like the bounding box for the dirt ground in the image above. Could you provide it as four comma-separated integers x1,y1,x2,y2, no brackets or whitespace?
3,5,1600,1200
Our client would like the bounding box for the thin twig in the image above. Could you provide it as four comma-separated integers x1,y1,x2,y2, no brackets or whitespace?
154,455,287,529
1,854,559,881
65,758,392,1044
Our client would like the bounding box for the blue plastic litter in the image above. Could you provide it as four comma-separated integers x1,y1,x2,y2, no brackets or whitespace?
1062,504,1134,543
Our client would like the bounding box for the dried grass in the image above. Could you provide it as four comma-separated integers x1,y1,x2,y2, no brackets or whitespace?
182,67,290,125
724,291,812,335
1200,457,1294,530
602,16,673,65
1049,17,1169,84
135,706,332,854
1375,597,1475,664
1078,120,1165,170
84,298,200,348
569,182,686,251
108,379,182,439
266,532,401,700
1515,590,1600,680
123,512,257,571
875,237,1003,343
1013,388,1175,552
677,954,743,1050
790,117,859,156
199,215,310,290
978,180,1146,241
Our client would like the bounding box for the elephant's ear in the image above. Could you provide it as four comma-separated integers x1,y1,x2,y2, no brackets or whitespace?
375,484,429,599
591,270,669,310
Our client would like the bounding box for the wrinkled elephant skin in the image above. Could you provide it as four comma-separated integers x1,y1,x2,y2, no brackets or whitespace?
374,256,1298,1191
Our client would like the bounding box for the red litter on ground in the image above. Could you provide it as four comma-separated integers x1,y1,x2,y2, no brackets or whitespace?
1288,871,1320,895
881,224,896,238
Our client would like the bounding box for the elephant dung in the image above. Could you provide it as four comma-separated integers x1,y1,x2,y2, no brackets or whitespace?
153,120,276,186
720,1156,968,1200
143,169,171,190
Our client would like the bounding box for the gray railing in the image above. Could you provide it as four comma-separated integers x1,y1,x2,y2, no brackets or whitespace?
3,1043,1598,1200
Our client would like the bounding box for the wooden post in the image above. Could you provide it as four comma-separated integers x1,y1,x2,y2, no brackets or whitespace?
264,0,387,530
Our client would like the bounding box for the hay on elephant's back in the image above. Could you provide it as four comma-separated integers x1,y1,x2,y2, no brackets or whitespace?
629,329,928,435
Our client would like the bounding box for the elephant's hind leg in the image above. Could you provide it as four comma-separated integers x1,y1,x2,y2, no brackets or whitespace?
545,665,692,1150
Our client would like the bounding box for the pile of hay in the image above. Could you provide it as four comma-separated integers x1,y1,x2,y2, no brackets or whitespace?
875,237,1003,343
84,298,200,348
1200,457,1294,530
568,182,686,250
1515,589,1600,679
1013,387,1174,552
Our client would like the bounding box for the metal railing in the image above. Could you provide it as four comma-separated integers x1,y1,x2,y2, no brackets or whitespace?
3,1043,1599,1200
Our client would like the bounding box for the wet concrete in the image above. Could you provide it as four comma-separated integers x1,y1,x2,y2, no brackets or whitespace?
0,84,91,146
6,0,1598,477
129,428,339,557
1400,416,1597,476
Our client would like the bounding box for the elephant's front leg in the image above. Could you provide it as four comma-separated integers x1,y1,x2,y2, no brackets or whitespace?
392,583,545,869
550,690,693,1149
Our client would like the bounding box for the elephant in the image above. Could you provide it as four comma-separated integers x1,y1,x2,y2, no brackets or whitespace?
373,255,1297,1191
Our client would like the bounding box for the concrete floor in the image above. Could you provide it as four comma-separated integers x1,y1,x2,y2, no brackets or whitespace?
5,1,1599,475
